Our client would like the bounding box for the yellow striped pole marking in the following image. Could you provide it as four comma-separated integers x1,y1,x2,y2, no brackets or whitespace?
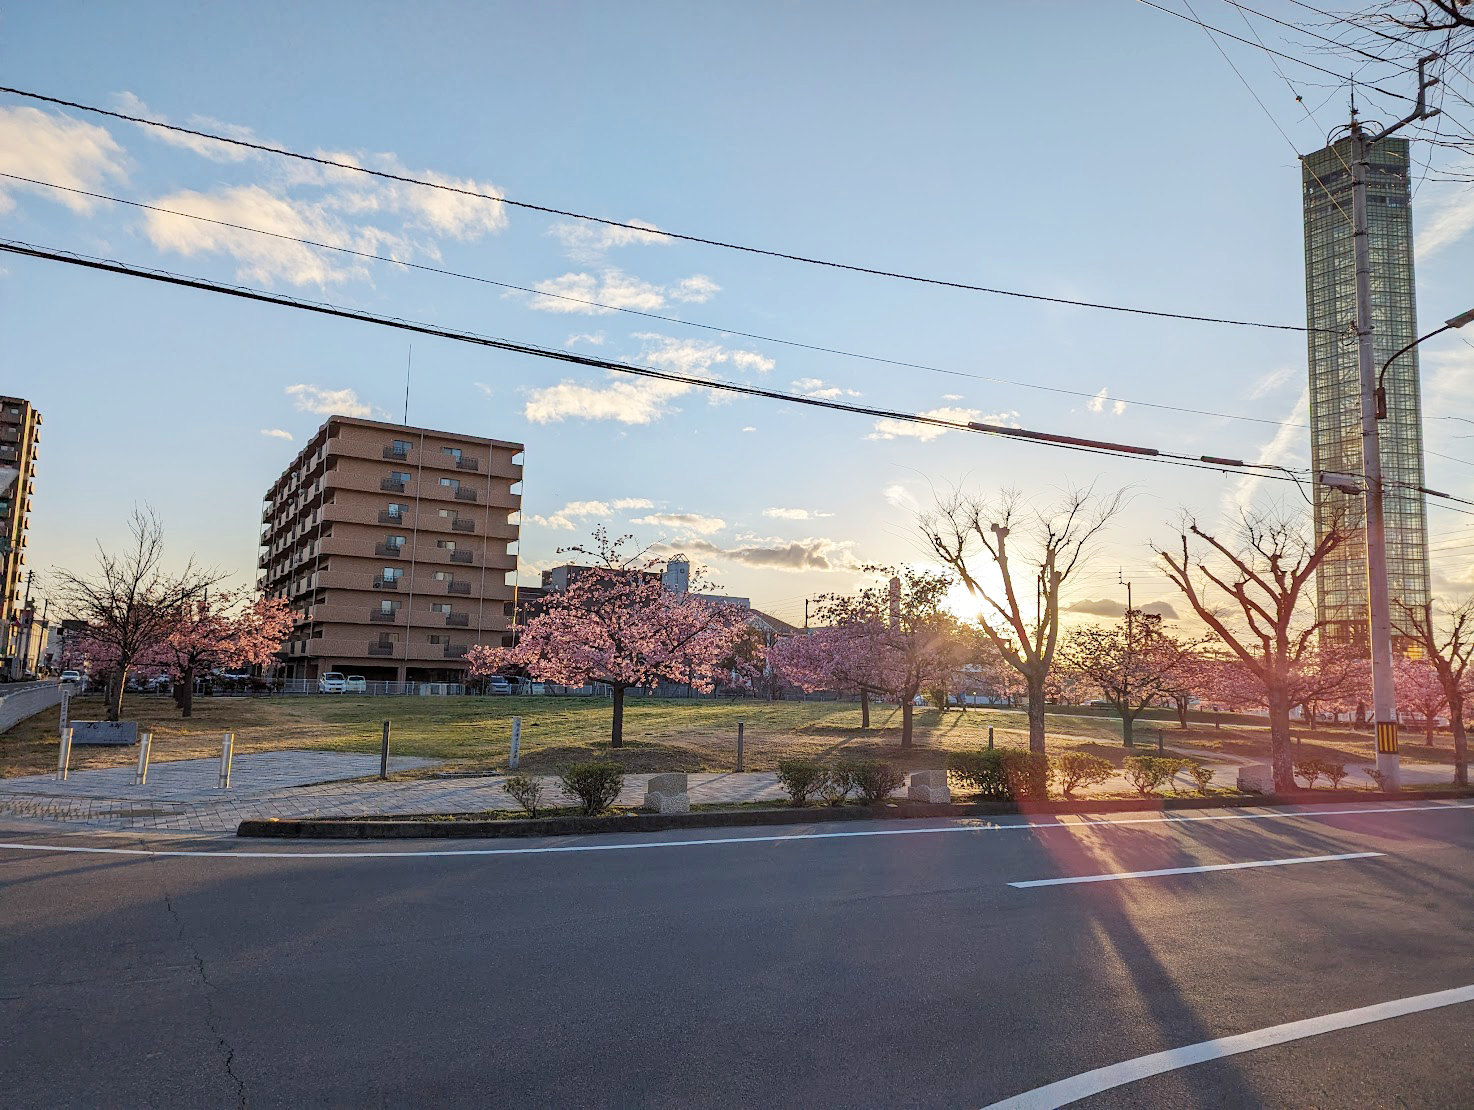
1377,721,1399,753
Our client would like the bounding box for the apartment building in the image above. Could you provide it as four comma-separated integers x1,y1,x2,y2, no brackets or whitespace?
0,396,41,673
259,415,523,683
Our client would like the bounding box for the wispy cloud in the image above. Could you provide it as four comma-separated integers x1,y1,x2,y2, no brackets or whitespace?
1247,364,1298,400
0,106,127,215
472,382,494,398
529,497,655,530
763,507,834,520
884,484,920,511
632,512,727,535
1416,171,1474,259
527,269,721,314
671,536,860,573
259,428,294,440
566,332,606,347
1222,384,1310,522
549,217,669,262
115,92,260,164
869,407,1017,442
285,383,374,419
791,377,860,400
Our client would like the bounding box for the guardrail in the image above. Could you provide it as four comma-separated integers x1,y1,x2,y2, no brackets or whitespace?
0,680,66,733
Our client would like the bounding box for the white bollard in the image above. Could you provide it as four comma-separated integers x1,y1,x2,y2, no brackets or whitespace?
218,732,235,790
55,726,73,782
509,716,521,770
134,732,153,786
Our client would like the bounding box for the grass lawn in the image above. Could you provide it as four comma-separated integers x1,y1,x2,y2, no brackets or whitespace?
0,692,1450,779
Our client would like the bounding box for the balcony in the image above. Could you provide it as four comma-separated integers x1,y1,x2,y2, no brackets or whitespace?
445,613,470,627
447,581,471,596
451,519,475,533
370,610,398,623
456,456,480,471
442,643,469,658
375,542,405,557
373,577,401,590
368,643,397,657
454,488,478,503
383,446,410,460
380,478,407,493
378,510,407,524
450,550,473,564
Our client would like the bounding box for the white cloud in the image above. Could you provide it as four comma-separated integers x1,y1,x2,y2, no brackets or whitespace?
528,269,721,315
884,484,920,511
286,383,373,419
1416,175,1474,259
114,92,260,164
1113,399,1126,416
632,512,727,535
868,406,1016,442
763,507,834,520
1248,365,1298,400
942,394,964,402
730,350,775,374
791,377,859,400
529,497,655,530
259,428,294,440
0,106,127,214
549,217,669,262
1222,385,1310,521
566,332,606,347
1087,387,1108,414
673,536,860,573
741,426,757,433
472,382,494,398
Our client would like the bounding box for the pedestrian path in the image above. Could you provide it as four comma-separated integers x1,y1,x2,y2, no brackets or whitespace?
0,750,1460,837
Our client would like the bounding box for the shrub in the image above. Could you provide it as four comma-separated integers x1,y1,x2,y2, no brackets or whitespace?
843,758,905,804
1326,763,1349,790
948,749,1050,800
1051,752,1113,798
1293,759,1325,789
1364,767,1390,792
817,765,854,806
1122,755,1184,797
503,774,545,818
776,758,826,807
1186,763,1215,795
558,762,625,816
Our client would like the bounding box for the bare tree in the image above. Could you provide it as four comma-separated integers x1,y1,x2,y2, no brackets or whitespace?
1157,510,1348,793
921,487,1123,754
1396,597,1473,786
52,508,222,722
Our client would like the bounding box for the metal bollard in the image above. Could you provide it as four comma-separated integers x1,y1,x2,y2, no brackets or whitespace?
380,719,391,780
217,732,235,790
134,732,154,785
56,726,73,782
509,716,521,771
736,721,745,771
988,725,994,750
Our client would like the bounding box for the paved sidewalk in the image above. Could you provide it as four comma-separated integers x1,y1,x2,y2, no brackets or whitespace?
0,749,1460,837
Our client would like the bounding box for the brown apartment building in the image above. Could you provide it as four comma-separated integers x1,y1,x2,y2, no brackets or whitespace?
259,415,523,684
1,396,41,673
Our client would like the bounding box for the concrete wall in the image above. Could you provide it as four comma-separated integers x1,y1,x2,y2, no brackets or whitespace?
0,681,63,733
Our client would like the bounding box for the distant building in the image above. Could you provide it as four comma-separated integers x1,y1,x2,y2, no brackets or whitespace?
1302,136,1430,647
541,555,748,608
0,396,41,675
259,415,523,684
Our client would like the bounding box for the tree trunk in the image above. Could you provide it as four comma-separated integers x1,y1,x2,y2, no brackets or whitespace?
1450,692,1467,788
1175,695,1189,728
1267,686,1295,793
1120,705,1137,747
106,668,125,722
610,684,625,748
901,699,913,748
1026,672,1046,755
860,687,870,729
179,665,196,718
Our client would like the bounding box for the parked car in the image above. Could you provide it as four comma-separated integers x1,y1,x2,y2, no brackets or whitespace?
318,672,347,693
485,676,513,695
59,670,83,685
345,675,367,693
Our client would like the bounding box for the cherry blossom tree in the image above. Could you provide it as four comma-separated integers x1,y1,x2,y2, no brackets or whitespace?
1157,509,1349,793
1061,610,1206,747
51,508,222,721
768,621,887,726
1395,657,1448,745
1396,598,1474,784
922,486,1124,754
480,529,749,746
155,592,293,716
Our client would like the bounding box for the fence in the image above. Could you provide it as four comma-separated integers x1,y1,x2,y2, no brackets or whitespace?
0,681,65,733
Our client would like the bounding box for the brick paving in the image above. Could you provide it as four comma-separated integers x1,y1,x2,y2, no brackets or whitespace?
0,749,1459,836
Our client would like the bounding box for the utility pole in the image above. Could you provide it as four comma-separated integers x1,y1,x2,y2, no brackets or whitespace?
1350,55,1441,792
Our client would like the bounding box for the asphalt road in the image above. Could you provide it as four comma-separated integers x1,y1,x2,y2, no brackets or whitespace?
3,802,1473,1108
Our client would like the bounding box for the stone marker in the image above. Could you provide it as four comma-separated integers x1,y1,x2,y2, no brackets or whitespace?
908,769,951,804
70,721,139,746
1237,764,1273,793
643,772,690,815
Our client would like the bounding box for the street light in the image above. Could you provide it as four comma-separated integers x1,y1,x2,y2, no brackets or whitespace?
1376,306,1474,420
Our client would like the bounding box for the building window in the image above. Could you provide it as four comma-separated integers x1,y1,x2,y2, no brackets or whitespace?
392,439,412,456
439,477,460,492
442,446,462,460
382,567,403,581
436,539,456,551
427,634,446,645
433,571,452,582
391,471,411,484
430,602,452,614
386,535,405,548
386,503,406,519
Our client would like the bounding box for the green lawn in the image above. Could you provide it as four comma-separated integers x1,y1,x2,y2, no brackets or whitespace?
0,692,1439,778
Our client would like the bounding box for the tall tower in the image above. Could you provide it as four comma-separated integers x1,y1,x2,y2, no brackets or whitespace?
1303,135,1430,647
0,396,41,672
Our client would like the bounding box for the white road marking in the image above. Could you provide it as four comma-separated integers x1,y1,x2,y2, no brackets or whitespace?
0,800,1469,860
1009,851,1384,888
980,982,1474,1109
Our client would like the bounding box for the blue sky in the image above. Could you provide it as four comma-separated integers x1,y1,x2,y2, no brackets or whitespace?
3,1,1472,629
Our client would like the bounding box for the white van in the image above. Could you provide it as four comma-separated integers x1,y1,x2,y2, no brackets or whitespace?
318,672,347,693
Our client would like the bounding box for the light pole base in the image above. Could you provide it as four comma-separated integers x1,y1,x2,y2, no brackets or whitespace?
1375,750,1401,792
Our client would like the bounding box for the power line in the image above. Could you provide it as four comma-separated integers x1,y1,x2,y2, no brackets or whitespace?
0,237,1312,485
0,83,1324,335
0,170,1316,432
1189,0,1304,155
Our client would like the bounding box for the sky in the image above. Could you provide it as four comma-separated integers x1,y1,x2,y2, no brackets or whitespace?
2,1,1473,632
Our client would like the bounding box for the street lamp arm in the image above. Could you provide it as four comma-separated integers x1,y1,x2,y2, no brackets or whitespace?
1376,306,1474,419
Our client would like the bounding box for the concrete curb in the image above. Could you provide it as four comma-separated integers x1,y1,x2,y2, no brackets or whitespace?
236,787,1474,839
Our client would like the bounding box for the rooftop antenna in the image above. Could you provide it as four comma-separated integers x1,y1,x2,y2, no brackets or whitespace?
403,344,412,425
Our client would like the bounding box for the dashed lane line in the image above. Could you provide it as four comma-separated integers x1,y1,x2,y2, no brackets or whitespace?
1008,851,1384,888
